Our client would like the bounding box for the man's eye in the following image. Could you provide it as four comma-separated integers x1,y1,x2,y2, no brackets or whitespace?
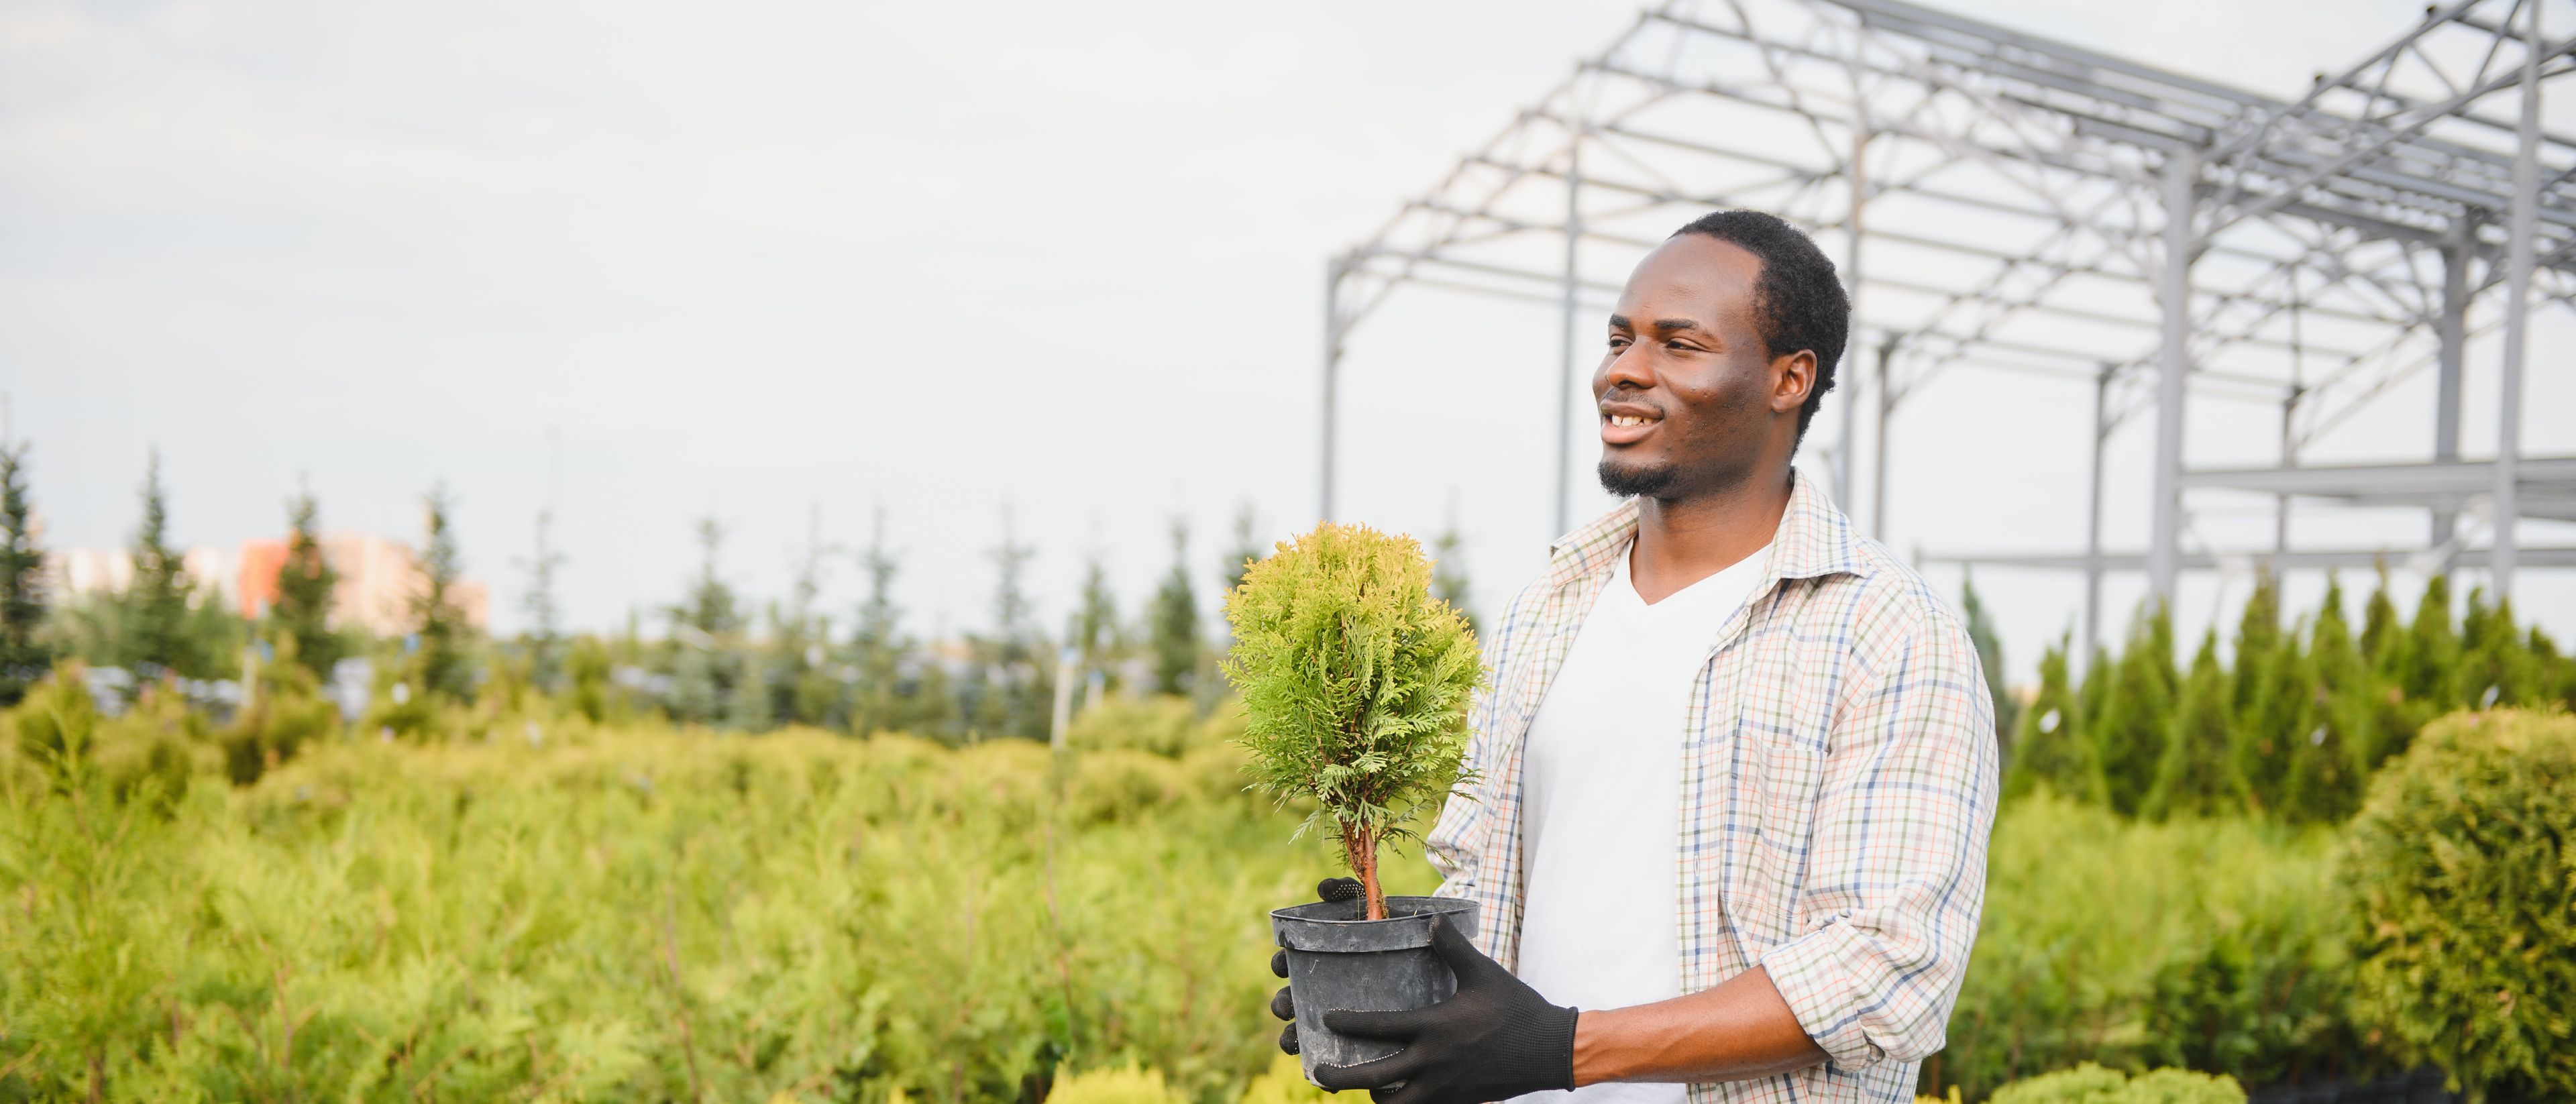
1607,337,1629,349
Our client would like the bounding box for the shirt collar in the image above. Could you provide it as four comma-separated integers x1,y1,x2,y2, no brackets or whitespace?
1545,468,1869,589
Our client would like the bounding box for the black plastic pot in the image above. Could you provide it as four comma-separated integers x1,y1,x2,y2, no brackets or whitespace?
1270,895,1479,1086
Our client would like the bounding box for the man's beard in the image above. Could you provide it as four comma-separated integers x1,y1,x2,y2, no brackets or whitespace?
1597,456,1678,498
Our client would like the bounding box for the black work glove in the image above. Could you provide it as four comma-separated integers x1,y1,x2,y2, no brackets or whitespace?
1310,914,1580,1104
1267,877,1364,1056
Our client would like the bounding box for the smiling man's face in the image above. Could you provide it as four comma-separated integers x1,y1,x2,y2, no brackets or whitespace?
1593,233,1816,502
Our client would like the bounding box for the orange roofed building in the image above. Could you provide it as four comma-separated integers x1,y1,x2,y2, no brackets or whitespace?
235,533,489,637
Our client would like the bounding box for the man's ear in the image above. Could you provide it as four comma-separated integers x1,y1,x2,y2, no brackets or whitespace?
1771,349,1818,415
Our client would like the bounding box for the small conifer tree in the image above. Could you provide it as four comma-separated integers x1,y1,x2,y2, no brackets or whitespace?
410,484,473,702
1222,523,1483,921
2000,636,2096,802
0,441,52,706
2149,631,2238,820
1429,519,1478,639
2394,574,2459,710
516,506,566,694
123,450,193,678
1073,551,1122,694
850,509,912,736
273,488,343,680
1961,572,2021,747
967,511,1049,740
1148,519,1200,698
2284,575,2373,823
2092,602,2178,817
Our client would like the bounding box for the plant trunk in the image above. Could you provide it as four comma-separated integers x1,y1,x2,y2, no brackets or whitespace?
1343,826,1385,920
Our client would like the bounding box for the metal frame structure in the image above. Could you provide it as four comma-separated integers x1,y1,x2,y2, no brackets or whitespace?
1320,0,2576,656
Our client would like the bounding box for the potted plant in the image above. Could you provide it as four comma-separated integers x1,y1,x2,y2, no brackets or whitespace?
1222,522,1485,1081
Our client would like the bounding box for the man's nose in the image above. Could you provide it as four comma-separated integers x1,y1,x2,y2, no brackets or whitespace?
1594,341,1652,396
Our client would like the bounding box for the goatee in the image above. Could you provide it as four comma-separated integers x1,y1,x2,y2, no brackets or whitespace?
1597,457,1676,498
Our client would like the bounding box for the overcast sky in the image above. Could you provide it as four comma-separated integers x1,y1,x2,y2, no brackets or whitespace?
5,0,2569,684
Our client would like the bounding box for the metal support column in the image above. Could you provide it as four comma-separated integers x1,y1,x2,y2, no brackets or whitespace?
1837,129,1869,510
1872,337,1896,539
2149,148,2198,604
2083,363,2112,673
2434,219,2471,560
1321,256,1344,522
1554,145,1585,537
2276,387,2301,554
2277,268,2303,555
1837,343,1860,509
2495,0,2542,599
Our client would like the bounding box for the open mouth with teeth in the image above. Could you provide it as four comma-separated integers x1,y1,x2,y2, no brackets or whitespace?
1601,408,1662,445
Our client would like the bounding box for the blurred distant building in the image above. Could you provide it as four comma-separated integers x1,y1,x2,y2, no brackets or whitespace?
54,533,488,637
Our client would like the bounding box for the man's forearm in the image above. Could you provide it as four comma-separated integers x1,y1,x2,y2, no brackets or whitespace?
1570,966,1827,1085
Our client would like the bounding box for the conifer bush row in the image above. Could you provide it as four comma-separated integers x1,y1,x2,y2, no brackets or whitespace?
2006,572,2575,824
1932,793,2351,1100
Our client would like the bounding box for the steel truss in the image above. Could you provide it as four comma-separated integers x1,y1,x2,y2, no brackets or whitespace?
1322,0,2576,655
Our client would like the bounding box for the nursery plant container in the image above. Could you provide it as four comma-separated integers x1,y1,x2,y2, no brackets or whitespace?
1271,895,1479,1086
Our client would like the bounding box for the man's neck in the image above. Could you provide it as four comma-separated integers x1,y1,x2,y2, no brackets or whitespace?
1627,468,1792,604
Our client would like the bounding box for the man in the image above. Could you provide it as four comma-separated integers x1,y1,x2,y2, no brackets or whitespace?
1269,210,1998,1104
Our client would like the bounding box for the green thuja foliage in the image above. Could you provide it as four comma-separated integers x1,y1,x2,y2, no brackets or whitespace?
2147,632,2236,821
1988,1064,2245,1104
2455,588,2542,710
2002,637,2096,803
1962,573,2021,751
1221,524,1482,921
2345,710,2576,1103
2281,576,2370,825
2391,574,2459,716
2228,574,2311,816
2092,603,2178,818
2357,569,2402,667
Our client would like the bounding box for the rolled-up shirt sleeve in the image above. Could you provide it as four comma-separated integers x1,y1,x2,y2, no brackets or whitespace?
1758,601,1999,1071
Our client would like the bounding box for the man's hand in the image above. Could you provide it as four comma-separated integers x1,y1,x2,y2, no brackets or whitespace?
1268,877,1365,1055
1309,915,1578,1104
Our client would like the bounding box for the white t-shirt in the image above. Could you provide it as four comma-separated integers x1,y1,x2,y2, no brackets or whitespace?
1511,539,1773,1104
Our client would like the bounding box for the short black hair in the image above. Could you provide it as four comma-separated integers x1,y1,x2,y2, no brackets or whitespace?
1670,210,1848,443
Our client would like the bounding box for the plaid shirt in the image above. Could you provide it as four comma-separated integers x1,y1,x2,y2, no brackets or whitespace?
1426,472,1998,1104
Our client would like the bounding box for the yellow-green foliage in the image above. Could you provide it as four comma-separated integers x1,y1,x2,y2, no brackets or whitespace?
1067,696,1242,760
1234,1054,1331,1104
1986,1064,2243,1104
2344,708,2576,1102
1220,523,1481,881
6,661,217,810
1046,1062,1189,1104
0,715,1443,1103
1934,792,2346,1099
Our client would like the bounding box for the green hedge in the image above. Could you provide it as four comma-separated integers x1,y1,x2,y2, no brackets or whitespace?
1932,793,2354,1099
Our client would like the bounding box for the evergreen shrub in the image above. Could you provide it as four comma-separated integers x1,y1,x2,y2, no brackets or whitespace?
1044,1062,1188,1104
2344,708,2576,1102
1985,1064,2243,1104
1236,1054,1332,1104
1221,523,1481,920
